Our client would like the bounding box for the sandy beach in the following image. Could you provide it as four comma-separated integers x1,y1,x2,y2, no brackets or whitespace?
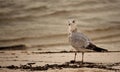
0,50,120,72
0,0,120,72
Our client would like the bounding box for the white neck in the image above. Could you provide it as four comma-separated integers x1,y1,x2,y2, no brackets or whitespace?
68,26,77,35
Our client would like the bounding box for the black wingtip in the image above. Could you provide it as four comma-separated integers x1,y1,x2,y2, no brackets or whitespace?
86,43,108,52
95,48,108,52
102,49,108,52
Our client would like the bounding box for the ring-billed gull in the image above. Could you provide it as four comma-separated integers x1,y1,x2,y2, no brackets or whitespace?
68,20,108,63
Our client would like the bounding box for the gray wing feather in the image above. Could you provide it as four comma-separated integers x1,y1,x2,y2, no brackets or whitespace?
69,32,91,51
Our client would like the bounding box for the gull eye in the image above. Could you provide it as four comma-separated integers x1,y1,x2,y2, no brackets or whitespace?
68,24,70,26
72,20,75,23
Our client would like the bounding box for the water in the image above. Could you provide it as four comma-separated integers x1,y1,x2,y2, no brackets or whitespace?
0,0,120,51
0,1,120,72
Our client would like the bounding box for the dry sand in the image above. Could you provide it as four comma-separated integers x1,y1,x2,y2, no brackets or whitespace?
0,51,120,72
0,0,120,72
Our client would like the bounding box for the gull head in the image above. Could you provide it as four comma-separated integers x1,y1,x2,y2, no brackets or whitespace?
68,20,77,34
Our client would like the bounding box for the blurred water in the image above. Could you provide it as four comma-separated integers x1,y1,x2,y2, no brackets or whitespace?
0,0,120,51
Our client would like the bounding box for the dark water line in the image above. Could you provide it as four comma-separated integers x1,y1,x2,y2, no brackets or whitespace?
31,51,120,54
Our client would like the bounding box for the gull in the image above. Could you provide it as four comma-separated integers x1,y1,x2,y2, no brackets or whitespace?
68,20,108,63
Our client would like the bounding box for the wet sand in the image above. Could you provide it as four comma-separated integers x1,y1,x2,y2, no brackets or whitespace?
0,68,115,72
0,0,120,72
0,51,120,72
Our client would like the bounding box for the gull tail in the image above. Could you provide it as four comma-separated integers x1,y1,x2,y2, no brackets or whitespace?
86,43,108,52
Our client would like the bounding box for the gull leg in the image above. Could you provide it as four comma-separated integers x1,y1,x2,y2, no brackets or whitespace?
81,52,84,64
74,52,77,61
